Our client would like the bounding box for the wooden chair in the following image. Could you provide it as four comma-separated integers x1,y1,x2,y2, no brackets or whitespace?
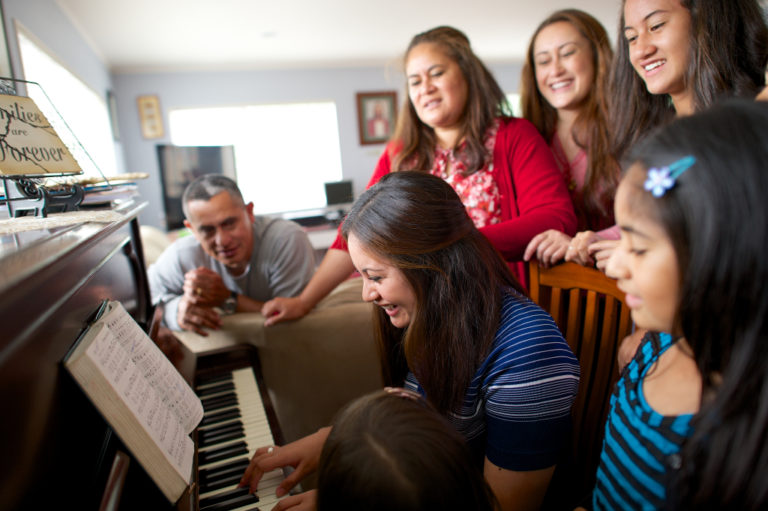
528,261,633,507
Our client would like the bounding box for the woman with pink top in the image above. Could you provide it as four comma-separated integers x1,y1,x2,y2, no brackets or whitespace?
521,9,620,269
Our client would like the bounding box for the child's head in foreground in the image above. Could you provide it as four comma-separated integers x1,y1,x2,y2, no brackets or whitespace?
316,388,497,511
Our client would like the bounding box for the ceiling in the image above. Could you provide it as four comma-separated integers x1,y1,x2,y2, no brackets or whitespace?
55,0,621,73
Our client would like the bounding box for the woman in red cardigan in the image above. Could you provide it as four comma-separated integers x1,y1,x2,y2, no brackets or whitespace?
262,26,576,325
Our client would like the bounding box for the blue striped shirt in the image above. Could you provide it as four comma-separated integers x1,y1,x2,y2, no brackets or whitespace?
406,291,580,470
593,332,693,510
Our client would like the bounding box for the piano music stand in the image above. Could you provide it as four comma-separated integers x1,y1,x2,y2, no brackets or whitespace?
2,176,84,217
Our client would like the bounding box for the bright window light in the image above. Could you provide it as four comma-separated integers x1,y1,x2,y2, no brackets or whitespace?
169,103,343,215
17,29,118,178
506,93,522,117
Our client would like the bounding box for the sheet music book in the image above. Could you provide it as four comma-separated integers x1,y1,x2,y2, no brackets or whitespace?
64,300,203,503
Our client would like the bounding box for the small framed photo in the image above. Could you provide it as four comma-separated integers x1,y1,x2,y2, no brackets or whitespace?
356,91,397,145
137,94,164,139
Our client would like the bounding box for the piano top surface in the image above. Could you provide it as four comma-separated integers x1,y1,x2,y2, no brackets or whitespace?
0,201,147,294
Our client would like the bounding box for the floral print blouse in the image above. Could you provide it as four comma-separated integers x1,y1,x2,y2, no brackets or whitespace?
429,120,502,228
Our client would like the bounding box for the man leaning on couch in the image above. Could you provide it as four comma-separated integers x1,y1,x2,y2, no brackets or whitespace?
148,174,316,335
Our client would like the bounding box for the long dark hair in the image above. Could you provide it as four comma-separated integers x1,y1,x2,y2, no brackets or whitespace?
316,390,498,511
391,26,511,175
609,0,768,161
341,171,522,413
520,9,618,228
624,100,768,509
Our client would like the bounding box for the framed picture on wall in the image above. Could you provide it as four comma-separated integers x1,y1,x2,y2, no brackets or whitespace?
356,91,397,145
137,94,164,139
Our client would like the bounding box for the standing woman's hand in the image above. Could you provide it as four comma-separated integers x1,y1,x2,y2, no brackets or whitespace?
565,230,601,266
589,239,619,272
261,296,312,326
523,230,573,268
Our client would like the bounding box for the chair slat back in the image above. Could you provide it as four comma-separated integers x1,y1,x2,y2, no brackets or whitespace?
528,261,633,506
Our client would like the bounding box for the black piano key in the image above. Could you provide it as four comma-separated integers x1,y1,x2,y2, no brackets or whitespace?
199,442,249,465
199,487,256,508
202,391,238,405
200,461,250,484
202,396,239,413
201,493,260,511
201,471,246,490
200,409,241,427
201,391,238,407
197,373,233,386
200,468,245,488
199,429,245,449
199,457,250,481
199,486,248,507
199,473,244,493
197,381,235,397
200,421,244,439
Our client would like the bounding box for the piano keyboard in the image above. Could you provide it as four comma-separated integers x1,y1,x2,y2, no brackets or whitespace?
195,367,285,511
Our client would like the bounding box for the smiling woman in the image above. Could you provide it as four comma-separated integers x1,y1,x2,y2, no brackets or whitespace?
520,9,619,268
337,172,580,511
609,0,768,161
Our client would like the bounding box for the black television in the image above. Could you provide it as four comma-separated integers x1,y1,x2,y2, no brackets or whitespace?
156,145,236,230
324,180,353,206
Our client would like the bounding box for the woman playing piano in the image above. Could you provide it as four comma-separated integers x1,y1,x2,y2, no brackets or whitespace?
240,171,580,511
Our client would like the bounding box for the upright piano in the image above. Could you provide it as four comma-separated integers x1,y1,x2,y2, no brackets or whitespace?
0,202,283,510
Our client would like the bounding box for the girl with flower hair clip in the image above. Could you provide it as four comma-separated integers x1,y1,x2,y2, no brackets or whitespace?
593,99,768,510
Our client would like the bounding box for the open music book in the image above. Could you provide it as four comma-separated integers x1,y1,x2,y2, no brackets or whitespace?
64,300,204,503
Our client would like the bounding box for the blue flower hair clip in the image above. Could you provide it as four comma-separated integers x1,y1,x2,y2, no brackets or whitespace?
644,155,696,197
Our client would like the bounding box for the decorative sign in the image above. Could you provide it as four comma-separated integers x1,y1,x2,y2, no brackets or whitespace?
0,94,82,176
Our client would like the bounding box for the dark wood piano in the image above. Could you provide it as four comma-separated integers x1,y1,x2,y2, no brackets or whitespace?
0,202,283,511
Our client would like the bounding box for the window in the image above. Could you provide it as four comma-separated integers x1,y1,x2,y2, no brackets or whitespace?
506,93,522,117
17,29,118,178
169,103,343,215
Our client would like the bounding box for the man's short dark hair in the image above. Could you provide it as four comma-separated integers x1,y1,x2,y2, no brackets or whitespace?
182,175,244,218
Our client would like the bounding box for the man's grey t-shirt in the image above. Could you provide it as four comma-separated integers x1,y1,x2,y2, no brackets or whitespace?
148,216,315,330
